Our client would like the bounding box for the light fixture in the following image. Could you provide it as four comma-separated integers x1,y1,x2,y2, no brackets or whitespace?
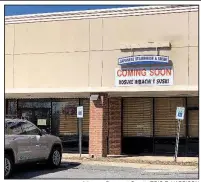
120,41,171,50
90,94,99,101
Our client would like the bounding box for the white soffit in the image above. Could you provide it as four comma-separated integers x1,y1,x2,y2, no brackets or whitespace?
5,5,198,24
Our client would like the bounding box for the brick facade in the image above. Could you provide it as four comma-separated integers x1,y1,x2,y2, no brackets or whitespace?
89,93,109,157
89,95,122,157
108,97,122,155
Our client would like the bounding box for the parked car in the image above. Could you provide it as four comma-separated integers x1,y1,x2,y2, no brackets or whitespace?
5,118,63,178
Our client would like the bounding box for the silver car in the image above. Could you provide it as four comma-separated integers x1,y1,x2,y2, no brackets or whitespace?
5,118,63,178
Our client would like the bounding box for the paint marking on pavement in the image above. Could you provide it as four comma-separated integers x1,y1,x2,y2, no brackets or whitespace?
144,169,167,173
143,169,198,174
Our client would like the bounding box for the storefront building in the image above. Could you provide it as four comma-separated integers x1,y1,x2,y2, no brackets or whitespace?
5,5,199,157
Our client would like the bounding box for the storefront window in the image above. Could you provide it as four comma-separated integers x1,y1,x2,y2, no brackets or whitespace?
187,97,199,138
15,99,51,132
51,99,79,151
6,99,17,117
80,99,89,151
187,97,199,108
18,99,51,109
188,110,198,138
154,98,186,137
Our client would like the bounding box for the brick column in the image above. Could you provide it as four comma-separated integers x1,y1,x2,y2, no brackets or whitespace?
108,97,122,155
89,93,108,157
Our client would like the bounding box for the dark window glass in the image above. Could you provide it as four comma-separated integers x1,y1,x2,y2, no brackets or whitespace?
21,121,40,135
6,100,17,117
18,100,51,109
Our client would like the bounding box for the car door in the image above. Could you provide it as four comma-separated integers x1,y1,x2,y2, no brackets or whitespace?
5,120,33,163
36,132,50,159
21,121,49,160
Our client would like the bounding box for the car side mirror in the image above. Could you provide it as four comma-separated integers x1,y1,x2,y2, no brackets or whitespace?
40,129,47,135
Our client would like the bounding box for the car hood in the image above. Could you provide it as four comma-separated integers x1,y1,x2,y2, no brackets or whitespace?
42,134,62,143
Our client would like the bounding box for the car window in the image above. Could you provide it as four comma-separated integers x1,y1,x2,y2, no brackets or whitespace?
21,121,40,135
5,121,23,135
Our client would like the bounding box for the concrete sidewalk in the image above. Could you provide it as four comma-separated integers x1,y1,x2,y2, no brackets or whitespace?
62,153,198,166
62,158,198,172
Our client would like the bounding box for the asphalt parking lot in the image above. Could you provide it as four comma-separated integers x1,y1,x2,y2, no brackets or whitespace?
11,161,199,179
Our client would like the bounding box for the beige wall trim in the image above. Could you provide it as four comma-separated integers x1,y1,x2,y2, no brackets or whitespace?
5,85,198,94
5,86,198,99
5,5,198,24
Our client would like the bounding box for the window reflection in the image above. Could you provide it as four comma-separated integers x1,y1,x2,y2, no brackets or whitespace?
18,100,51,109
52,99,79,140
6,100,17,117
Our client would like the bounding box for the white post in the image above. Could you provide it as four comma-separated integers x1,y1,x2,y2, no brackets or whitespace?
79,118,82,158
174,119,181,162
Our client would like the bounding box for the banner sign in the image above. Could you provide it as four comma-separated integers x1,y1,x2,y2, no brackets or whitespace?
115,66,173,86
118,55,169,65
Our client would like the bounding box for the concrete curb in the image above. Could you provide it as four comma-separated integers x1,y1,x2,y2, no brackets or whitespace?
62,158,198,172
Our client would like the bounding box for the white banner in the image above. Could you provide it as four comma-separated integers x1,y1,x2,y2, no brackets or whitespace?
37,119,47,126
115,66,173,87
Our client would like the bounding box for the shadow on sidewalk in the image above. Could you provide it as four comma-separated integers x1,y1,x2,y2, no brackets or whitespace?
10,161,81,179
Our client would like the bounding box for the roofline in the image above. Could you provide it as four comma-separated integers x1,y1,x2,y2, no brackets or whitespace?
5,5,198,24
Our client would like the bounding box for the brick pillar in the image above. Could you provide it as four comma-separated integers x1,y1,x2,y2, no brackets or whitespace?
108,97,122,155
89,93,108,157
